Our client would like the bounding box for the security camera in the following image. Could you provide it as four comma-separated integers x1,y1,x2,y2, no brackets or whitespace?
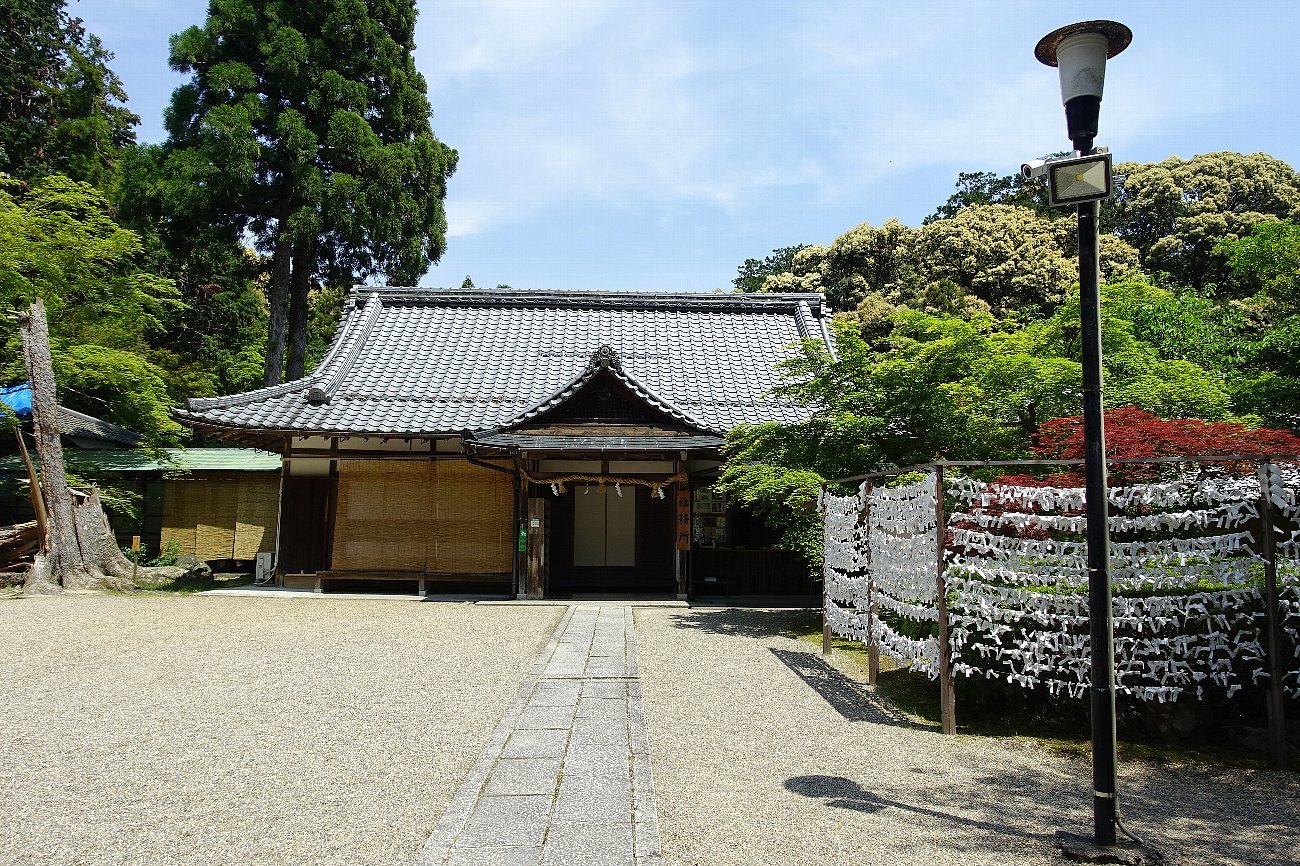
1021,159,1050,180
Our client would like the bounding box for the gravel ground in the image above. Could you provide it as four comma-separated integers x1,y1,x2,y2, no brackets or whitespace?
0,594,561,866
635,606,1300,866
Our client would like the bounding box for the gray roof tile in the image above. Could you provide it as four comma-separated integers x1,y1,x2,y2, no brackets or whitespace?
178,288,831,436
57,406,141,447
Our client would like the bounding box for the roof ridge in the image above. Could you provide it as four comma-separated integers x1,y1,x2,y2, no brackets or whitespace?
183,293,379,412
305,294,382,404
793,300,814,339
351,285,826,312
185,377,304,411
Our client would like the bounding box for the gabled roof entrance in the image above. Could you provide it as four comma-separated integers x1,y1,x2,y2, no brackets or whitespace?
497,345,713,434
528,369,682,427
467,346,723,453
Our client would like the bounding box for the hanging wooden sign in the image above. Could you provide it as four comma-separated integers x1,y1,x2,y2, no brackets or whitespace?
676,488,691,551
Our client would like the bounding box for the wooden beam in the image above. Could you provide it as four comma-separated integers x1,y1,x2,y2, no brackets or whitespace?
864,479,879,685
271,436,290,585
512,457,525,598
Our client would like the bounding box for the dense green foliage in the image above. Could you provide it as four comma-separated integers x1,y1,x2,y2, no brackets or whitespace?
0,0,139,188
1,0,458,451
726,153,1300,560
0,176,183,442
925,169,1052,223
115,142,271,399
732,245,810,293
157,0,457,384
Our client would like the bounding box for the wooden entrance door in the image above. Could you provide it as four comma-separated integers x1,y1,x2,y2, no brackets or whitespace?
573,488,636,568
278,475,332,574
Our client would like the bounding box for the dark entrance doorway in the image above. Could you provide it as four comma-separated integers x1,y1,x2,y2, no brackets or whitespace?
548,484,674,595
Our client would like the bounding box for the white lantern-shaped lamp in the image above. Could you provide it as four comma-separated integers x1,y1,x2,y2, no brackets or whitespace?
1035,20,1132,153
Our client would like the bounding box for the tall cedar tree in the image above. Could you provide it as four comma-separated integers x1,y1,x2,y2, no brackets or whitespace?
0,0,138,188
164,0,457,384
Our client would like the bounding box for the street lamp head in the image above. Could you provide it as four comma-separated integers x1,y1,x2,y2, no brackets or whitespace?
1035,20,1132,153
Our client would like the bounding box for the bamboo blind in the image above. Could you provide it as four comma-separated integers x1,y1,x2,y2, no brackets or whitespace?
234,476,280,559
161,475,281,561
434,459,513,574
160,482,198,555
330,459,513,574
195,481,238,560
331,460,434,571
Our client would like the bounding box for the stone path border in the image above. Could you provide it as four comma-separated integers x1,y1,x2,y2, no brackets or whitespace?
415,605,661,866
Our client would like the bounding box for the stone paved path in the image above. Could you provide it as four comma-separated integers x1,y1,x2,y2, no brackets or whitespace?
416,605,661,866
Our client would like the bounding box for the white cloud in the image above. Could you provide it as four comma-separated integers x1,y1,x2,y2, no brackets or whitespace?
419,1,1299,240
421,0,616,80
426,2,860,236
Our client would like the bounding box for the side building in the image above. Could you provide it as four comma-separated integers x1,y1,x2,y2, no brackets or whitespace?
176,287,834,599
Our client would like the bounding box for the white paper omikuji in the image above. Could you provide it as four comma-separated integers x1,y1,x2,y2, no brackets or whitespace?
819,467,1300,702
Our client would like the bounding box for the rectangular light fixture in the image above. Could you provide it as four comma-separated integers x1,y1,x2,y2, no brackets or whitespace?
1048,152,1113,207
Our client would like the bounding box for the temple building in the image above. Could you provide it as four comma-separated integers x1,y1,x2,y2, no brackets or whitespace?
176,287,834,598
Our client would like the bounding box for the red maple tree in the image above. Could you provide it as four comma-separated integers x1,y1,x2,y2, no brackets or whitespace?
997,408,1300,486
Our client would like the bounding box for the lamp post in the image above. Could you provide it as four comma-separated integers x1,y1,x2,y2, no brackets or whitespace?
1034,20,1132,849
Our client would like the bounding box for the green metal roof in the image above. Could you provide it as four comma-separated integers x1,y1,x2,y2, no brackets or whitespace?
0,447,281,474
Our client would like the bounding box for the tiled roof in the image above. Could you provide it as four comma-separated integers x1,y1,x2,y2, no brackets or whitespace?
56,406,141,447
178,288,834,438
2,383,141,447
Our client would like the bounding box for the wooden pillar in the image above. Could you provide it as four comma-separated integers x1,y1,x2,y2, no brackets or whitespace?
526,496,547,599
512,459,525,598
323,441,339,570
273,439,290,585
1256,460,1289,770
675,480,690,599
935,465,956,735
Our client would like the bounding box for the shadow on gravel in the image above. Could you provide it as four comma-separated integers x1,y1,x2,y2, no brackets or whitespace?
784,774,1043,841
788,763,1300,866
667,607,816,639
771,648,915,726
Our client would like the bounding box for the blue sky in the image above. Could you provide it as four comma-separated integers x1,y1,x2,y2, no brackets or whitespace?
81,0,1300,292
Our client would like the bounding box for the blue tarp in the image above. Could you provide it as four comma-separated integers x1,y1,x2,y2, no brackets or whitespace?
0,382,33,417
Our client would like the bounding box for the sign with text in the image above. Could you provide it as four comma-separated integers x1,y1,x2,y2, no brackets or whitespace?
676,489,691,550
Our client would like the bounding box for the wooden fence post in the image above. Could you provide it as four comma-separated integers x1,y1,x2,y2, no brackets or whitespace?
1256,460,1289,770
935,465,957,735
864,479,879,685
821,484,833,657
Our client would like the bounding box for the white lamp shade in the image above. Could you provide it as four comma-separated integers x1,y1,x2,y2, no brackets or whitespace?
1056,31,1110,103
